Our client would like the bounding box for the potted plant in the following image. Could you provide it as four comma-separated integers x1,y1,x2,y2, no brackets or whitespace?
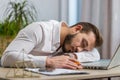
0,0,37,56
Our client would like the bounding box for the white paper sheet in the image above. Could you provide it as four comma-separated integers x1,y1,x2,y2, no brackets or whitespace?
25,68,88,76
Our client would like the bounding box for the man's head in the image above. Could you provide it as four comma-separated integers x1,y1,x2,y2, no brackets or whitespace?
62,22,103,53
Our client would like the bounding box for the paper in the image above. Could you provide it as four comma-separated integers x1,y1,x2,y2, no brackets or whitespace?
25,68,88,76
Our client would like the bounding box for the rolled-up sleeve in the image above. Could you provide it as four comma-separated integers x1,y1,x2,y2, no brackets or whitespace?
75,48,100,62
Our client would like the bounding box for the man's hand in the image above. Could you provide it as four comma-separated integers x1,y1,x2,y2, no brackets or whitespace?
46,55,83,70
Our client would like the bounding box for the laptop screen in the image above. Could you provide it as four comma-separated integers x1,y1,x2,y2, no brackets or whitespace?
108,44,120,69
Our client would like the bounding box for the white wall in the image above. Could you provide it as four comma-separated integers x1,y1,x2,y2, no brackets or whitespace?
0,0,9,22
0,0,69,23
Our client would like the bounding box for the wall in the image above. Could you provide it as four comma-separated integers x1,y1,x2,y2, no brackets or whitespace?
0,0,69,23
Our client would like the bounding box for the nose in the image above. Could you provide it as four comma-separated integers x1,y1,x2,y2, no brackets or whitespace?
76,47,83,52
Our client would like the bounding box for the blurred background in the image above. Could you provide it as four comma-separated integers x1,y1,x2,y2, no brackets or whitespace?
0,0,120,60
0,0,120,80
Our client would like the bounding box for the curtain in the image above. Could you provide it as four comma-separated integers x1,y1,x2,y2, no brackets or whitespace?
78,0,120,59
78,0,120,80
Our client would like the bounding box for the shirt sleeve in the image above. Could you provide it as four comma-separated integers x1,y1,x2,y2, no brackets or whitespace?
1,22,47,70
75,48,100,62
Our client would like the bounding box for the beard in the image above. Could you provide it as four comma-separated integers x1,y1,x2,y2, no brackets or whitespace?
62,33,77,53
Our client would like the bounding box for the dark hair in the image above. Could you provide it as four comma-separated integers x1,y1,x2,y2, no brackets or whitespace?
70,22,103,47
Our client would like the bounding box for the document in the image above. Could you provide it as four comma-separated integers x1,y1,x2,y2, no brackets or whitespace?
25,68,88,76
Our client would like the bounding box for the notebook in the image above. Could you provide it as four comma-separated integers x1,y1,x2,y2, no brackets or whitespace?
81,44,120,70
25,68,88,76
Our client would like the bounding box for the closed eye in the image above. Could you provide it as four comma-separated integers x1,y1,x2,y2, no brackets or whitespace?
83,49,88,51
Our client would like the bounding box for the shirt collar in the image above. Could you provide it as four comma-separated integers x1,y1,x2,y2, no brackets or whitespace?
52,21,68,48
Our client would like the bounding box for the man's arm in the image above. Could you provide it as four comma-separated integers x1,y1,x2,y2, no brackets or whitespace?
46,55,83,70
45,48,100,69
1,23,46,69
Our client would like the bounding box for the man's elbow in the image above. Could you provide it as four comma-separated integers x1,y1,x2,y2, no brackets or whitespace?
1,52,18,67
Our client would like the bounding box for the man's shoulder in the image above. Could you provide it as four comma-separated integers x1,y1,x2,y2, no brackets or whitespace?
49,20,60,23
34,20,61,29
23,20,61,33
34,20,59,24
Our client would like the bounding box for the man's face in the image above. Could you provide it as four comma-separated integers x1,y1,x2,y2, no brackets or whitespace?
62,31,96,53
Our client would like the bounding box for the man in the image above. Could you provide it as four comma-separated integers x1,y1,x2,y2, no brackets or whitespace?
1,20,103,70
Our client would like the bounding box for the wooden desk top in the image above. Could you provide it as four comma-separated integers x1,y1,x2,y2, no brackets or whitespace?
0,66,120,80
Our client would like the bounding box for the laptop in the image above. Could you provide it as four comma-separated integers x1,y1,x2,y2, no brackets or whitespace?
81,44,120,70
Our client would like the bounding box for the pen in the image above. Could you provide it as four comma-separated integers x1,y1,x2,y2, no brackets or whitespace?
74,61,81,65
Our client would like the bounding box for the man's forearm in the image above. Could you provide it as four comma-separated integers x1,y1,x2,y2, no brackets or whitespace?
1,51,47,70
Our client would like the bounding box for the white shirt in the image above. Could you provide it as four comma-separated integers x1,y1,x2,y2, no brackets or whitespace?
1,20,100,69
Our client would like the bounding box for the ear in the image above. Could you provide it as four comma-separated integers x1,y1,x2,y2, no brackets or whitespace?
72,25,83,33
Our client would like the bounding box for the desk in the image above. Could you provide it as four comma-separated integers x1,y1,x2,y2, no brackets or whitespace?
0,66,120,80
